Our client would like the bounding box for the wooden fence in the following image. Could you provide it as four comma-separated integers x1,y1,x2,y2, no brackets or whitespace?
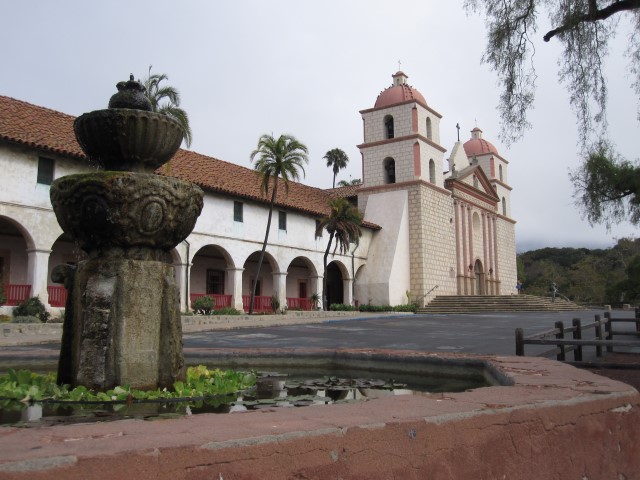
516,309,640,362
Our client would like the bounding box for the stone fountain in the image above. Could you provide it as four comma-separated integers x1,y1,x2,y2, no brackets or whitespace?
49,76,203,390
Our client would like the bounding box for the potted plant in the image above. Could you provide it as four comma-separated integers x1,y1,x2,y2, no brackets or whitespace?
270,294,281,314
310,292,320,310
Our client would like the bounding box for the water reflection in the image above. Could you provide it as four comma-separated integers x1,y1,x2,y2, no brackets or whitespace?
1,370,489,426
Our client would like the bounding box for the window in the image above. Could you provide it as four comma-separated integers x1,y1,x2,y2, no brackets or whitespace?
206,269,225,295
315,219,323,238
502,197,507,216
384,115,394,139
499,165,503,182
473,176,479,188
234,201,243,222
299,281,307,299
279,211,287,231
429,159,436,183
37,157,54,185
426,117,433,140
384,158,396,184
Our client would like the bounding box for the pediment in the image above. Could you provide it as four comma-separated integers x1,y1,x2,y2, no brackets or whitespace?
445,164,500,204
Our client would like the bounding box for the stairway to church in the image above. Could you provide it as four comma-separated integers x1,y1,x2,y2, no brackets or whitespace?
417,294,586,314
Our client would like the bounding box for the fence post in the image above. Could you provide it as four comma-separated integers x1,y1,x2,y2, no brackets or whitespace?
594,314,603,358
572,318,582,361
604,311,613,353
555,320,565,361
515,328,524,356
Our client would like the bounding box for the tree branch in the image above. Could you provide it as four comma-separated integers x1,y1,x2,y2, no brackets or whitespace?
544,0,640,42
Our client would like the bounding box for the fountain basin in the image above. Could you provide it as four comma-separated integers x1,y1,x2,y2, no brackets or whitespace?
50,172,203,258
0,349,638,479
74,109,184,172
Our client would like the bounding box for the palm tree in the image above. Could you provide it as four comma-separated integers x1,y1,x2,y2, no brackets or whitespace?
316,197,363,310
337,178,362,187
143,66,193,147
249,134,309,314
324,148,349,188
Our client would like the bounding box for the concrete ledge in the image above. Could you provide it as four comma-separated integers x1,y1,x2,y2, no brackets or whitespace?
0,312,411,345
0,350,638,479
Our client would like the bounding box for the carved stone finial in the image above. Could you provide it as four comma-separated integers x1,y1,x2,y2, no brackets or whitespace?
108,75,152,111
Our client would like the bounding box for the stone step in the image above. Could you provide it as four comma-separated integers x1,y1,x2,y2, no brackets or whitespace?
417,295,585,314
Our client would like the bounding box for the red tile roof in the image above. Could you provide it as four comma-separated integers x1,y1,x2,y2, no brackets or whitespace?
0,95,84,159
0,95,379,229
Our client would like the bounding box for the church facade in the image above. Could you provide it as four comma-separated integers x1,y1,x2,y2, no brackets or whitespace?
0,72,516,314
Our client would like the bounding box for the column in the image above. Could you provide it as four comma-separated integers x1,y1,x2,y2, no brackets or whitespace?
454,201,463,294
310,274,323,310
492,216,500,294
482,213,488,296
273,271,288,312
460,203,468,294
227,267,244,311
467,206,474,295
343,276,354,306
173,260,189,312
487,213,494,293
27,248,51,307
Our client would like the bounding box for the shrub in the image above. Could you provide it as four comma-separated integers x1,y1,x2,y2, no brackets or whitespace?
12,297,50,323
211,307,242,315
11,316,41,324
193,296,215,315
329,303,356,311
393,304,418,313
270,294,281,314
358,304,393,312
0,285,6,306
0,314,11,323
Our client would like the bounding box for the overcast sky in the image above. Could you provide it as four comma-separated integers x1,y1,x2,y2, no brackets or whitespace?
1,1,638,252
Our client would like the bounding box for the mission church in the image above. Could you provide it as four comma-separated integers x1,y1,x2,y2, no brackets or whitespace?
0,71,516,314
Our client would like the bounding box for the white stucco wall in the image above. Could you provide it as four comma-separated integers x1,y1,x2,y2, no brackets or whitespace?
356,189,410,305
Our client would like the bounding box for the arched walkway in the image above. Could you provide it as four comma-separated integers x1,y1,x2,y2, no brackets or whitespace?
190,245,235,310
243,251,279,313
0,216,35,306
325,260,349,309
286,256,319,311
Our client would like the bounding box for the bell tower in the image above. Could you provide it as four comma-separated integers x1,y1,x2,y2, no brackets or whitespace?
358,71,447,189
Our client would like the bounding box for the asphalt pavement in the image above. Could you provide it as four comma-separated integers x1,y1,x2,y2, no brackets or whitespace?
3,309,637,372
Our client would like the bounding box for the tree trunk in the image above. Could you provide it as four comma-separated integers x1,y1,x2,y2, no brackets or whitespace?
249,181,278,314
322,231,334,311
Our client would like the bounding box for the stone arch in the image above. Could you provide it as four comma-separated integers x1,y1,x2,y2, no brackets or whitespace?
286,256,318,310
383,157,396,184
190,244,235,309
383,115,394,139
326,260,349,308
243,251,279,312
0,215,36,306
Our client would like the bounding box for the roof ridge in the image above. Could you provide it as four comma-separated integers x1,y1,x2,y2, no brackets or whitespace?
0,94,78,120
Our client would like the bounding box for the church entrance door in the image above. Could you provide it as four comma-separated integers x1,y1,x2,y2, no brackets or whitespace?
474,260,484,295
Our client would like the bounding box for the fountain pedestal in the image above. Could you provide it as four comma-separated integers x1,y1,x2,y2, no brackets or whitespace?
50,76,203,390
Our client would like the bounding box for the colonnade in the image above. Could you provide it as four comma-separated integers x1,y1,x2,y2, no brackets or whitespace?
453,200,501,295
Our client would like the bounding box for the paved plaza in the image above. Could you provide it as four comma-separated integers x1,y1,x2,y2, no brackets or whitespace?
2,309,637,371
